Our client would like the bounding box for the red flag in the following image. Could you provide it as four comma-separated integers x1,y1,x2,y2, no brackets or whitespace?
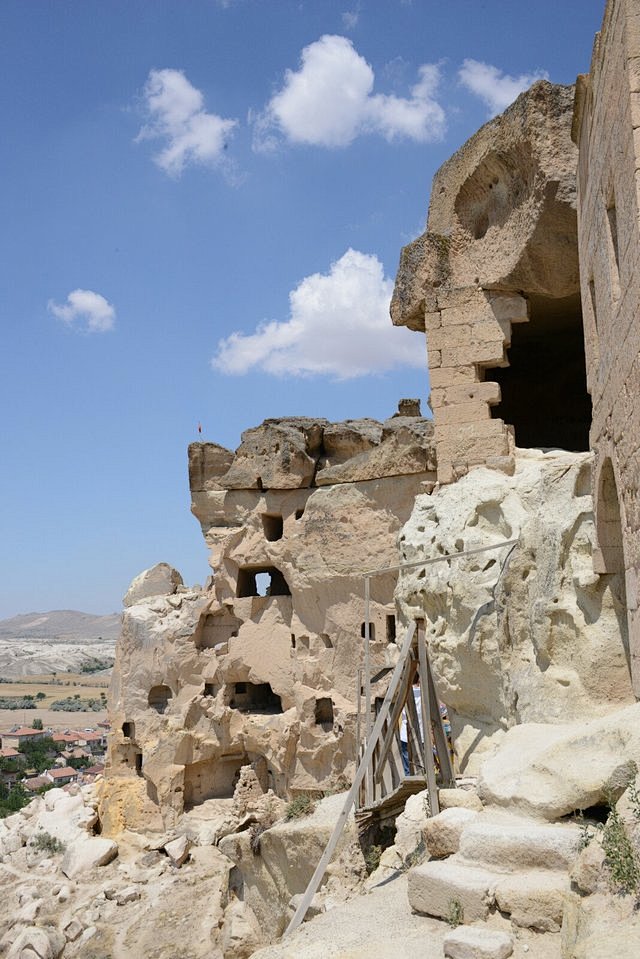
197,422,202,435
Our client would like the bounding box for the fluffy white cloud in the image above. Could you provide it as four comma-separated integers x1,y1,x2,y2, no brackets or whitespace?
137,68,237,176
212,249,424,379
48,290,116,333
254,35,445,150
458,59,549,116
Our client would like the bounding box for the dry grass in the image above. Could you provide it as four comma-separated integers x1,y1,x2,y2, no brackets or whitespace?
0,672,109,705
0,707,108,730
0,671,109,729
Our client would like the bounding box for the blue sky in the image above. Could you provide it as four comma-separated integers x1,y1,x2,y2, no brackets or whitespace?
0,0,604,618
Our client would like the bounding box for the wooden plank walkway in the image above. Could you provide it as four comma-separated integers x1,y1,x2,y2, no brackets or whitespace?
355,775,427,831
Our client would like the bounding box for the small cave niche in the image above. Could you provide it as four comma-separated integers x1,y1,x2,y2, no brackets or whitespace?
454,143,536,240
386,615,397,643
230,681,283,714
116,742,143,776
203,682,217,697
195,606,242,650
148,684,172,714
320,633,333,649
122,721,135,739
314,698,334,731
361,622,376,640
183,754,249,809
295,508,305,521
262,513,284,541
236,565,291,598
483,293,591,452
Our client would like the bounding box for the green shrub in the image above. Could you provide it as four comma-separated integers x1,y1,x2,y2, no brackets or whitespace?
446,898,464,927
31,831,65,855
602,804,640,896
285,794,315,821
364,843,382,875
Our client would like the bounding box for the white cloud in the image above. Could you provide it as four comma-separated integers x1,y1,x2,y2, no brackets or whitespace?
212,249,424,379
48,290,116,334
458,59,549,116
254,35,445,150
137,68,237,176
342,8,359,29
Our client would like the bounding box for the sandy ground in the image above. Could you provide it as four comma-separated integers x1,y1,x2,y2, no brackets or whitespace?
251,874,562,959
0,707,107,731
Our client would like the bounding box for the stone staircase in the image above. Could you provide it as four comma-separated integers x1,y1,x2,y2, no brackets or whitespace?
408,809,583,934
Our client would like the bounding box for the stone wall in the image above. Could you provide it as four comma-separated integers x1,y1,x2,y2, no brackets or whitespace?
573,0,640,694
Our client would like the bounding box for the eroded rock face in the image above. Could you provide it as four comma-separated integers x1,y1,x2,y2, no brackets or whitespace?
123,563,184,608
391,82,590,485
102,406,436,831
396,448,634,770
392,81,578,331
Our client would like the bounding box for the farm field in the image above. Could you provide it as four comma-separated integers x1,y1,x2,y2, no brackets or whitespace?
0,671,110,731
0,707,108,731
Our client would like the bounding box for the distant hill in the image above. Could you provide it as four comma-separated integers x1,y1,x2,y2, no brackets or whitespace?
0,611,120,677
0,610,120,643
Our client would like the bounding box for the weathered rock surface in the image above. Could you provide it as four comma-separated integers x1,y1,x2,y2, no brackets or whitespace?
218,793,365,940
103,406,436,833
477,704,640,819
0,785,232,959
61,837,118,878
123,563,184,608
392,82,578,333
443,925,514,959
397,449,634,770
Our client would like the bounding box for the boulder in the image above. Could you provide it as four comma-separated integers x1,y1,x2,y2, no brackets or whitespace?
443,926,514,959
408,859,498,922
61,837,118,878
494,871,570,931
477,704,640,820
7,927,65,959
164,834,191,866
220,899,264,959
124,563,184,607
424,807,479,859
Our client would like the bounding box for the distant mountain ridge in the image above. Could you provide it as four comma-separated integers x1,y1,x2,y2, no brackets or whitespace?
0,610,121,642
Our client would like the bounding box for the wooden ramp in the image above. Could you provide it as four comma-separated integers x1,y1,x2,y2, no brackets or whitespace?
357,618,455,820
355,776,427,832
285,537,519,938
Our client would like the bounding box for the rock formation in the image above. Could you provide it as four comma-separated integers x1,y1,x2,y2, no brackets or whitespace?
101,405,435,831
396,448,634,768
42,4,638,958
392,81,590,487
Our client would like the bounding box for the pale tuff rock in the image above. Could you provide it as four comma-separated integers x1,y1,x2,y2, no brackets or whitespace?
102,407,435,833
392,82,587,484
6,926,65,959
218,793,366,941
477,703,640,819
396,449,634,771
123,562,184,608
443,926,514,959
392,82,579,332
61,837,118,878
423,806,479,859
